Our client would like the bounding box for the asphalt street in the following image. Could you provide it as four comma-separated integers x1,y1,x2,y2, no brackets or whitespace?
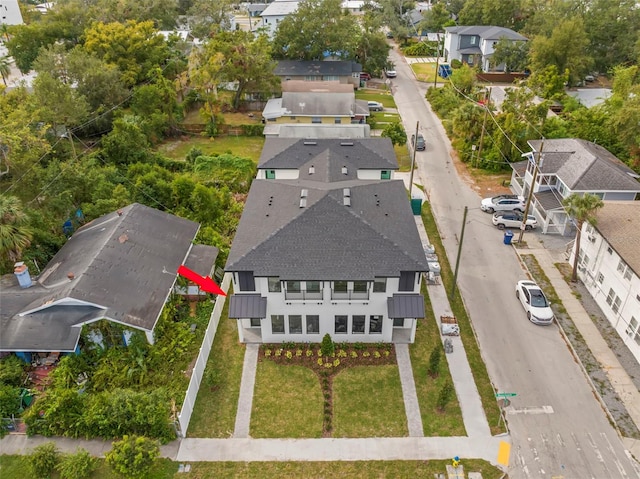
388,46,640,479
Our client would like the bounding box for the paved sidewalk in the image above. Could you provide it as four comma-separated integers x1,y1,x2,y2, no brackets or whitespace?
519,235,640,459
233,343,259,438
395,344,424,437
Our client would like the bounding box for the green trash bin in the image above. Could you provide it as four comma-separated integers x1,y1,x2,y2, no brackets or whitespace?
410,198,422,215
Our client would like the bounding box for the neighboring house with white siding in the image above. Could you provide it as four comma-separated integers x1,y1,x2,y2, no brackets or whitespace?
0,0,23,25
225,138,429,344
510,139,640,235
570,202,640,363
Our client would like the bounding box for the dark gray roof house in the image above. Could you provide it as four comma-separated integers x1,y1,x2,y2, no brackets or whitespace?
0,204,218,353
226,139,428,280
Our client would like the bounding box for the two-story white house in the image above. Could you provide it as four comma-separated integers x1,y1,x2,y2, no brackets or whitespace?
570,202,640,363
225,138,429,344
260,0,302,37
510,139,640,235
444,25,527,72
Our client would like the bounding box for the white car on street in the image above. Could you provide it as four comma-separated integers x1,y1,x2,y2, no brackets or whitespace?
481,194,525,213
492,212,537,230
515,280,554,325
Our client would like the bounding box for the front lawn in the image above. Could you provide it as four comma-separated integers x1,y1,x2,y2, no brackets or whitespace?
355,89,396,108
251,362,324,438
411,63,438,83
157,137,265,163
332,365,407,437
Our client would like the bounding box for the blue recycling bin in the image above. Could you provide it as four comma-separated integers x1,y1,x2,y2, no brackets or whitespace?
503,230,514,245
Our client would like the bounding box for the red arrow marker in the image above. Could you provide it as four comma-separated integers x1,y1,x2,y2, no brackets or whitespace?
177,265,226,296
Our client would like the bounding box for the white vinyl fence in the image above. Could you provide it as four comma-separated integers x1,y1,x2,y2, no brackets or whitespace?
177,273,231,437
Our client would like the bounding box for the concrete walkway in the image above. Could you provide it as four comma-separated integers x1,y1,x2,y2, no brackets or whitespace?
233,343,259,438
520,235,640,459
395,344,424,437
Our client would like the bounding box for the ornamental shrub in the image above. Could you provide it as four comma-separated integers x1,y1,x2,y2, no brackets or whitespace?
27,442,60,479
437,381,454,412
321,334,334,357
57,448,97,479
106,435,159,479
428,346,442,378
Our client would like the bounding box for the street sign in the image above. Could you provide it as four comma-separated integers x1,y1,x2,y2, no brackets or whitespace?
496,392,517,398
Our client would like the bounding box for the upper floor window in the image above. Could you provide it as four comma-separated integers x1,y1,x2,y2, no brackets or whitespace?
334,280,348,293
353,281,368,293
238,271,255,291
285,281,301,293
306,281,321,293
381,170,391,180
266,170,275,179
373,277,387,292
268,277,281,292
399,272,415,292
311,117,321,124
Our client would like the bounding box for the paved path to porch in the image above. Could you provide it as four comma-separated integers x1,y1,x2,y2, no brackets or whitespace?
233,344,259,438
395,344,424,437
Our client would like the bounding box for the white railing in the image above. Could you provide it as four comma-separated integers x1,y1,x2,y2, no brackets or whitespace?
176,273,231,437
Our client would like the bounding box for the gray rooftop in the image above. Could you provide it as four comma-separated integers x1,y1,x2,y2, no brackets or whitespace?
225,176,429,280
594,202,640,277
528,139,640,192
275,60,362,77
446,25,528,41
0,204,210,352
258,138,398,172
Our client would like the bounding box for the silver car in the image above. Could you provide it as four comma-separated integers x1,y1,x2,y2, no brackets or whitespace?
480,195,525,213
492,212,537,230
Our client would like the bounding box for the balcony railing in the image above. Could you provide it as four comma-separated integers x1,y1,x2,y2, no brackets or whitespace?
330,290,369,301
284,291,324,301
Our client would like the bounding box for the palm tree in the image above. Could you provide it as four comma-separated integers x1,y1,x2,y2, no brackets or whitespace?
0,194,33,265
0,55,11,86
563,193,604,282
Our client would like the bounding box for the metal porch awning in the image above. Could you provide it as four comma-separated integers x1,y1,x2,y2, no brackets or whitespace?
387,294,425,319
228,294,267,319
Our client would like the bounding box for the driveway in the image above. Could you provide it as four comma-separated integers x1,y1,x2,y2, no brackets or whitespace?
388,47,640,479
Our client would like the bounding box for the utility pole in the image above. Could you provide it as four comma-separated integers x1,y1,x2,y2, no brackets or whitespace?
518,138,544,243
433,33,440,88
475,87,491,168
450,206,468,300
408,121,419,198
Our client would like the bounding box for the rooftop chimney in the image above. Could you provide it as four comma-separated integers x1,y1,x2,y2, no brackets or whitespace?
14,262,32,289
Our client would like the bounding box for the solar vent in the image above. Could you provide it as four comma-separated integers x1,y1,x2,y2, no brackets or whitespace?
343,188,351,197
301,189,308,198
342,166,348,175
309,166,315,174
343,197,351,207
299,198,307,208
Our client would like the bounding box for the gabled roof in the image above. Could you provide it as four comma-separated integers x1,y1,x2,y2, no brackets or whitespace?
593,202,640,276
445,25,528,42
258,138,398,172
528,139,640,192
227,139,426,280
282,91,357,116
0,204,212,352
261,0,301,17
282,80,353,93
275,60,362,77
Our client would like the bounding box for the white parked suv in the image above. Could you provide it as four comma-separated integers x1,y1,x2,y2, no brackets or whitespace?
492,212,537,230
481,194,525,213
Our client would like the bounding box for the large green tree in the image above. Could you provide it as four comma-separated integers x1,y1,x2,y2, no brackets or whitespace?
272,0,360,60
490,38,529,73
187,0,235,39
562,193,604,282
529,17,593,87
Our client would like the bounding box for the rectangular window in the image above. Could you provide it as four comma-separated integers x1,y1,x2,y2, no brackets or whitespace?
335,315,348,333
624,267,632,281
626,317,638,338
268,277,281,292
250,318,261,327
286,281,301,293
597,273,604,284
266,170,276,179
617,260,626,274
289,315,302,334
607,246,613,254
399,272,415,292
353,281,368,293
606,288,615,306
373,277,387,292
290,116,296,120
369,315,383,334
334,280,348,293
271,315,284,334
352,315,365,334
393,318,404,327
238,271,255,291
306,315,319,334
311,117,321,124
612,296,622,314
381,170,391,180
306,281,320,292
334,118,342,124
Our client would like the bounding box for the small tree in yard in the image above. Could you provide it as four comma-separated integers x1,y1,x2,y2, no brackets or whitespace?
321,333,335,357
57,448,97,479
27,442,60,478
106,435,159,479
436,381,454,412
381,121,407,146
427,346,441,378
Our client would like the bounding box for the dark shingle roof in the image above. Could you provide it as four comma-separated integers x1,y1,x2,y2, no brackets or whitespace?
0,204,208,352
528,139,640,191
258,138,398,172
275,60,362,77
445,25,527,41
225,179,429,280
